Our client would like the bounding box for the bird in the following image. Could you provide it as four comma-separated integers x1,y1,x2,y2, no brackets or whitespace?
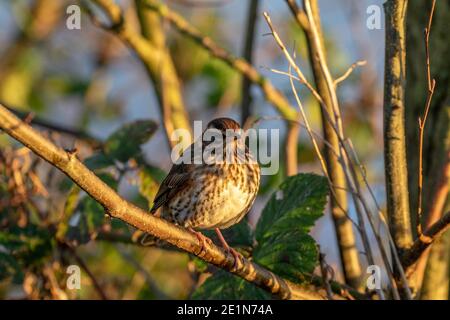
150,117,260,267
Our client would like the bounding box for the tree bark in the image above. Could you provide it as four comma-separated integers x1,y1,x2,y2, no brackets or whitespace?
383,0,413,253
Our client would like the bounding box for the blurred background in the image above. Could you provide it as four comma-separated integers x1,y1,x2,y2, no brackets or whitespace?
0,0,388,299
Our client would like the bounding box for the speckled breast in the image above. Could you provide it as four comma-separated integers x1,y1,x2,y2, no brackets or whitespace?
164,162,260,230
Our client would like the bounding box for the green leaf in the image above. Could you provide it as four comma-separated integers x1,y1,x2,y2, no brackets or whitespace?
84,153,114,170
0,224,53,282
0,252,22,282
253,231,317,283
191,270,270,300
104,120,158,162
222,219,253,248
65,195,105,245
203,219,253,248
59,173,117,244
192,257,209,273
253,173,328,282
56,185,81,241
83,196,105,233
255,173,328,241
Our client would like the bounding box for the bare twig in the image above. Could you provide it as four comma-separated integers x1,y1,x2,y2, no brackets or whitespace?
285,120,300,176
319,250,334,300
63,243,109,300
288,66,328,177
416,0,436,237
286,0,309,31
334,60,367,86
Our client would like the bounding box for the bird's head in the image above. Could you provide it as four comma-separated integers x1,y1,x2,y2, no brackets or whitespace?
206,117,241,132
202,118,247,163
204,117,243,144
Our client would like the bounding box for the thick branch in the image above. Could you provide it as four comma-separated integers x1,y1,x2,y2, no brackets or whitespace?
0,103,324,300
383,0,413,252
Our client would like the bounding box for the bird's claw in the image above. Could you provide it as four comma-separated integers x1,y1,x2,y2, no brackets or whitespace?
189,228,212,255
228,247,244,271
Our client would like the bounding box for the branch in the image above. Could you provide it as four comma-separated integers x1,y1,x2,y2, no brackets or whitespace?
0,103,325,300
63,243,109,300
286,0,309,31
402,211,450,274
416,0,436,237
383,0,413,252
240,0,259,124
141,0,298,122
334,60,367,86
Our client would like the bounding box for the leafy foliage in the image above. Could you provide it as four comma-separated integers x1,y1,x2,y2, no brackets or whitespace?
84,153,114,171
58,173,118,245
0,225,53,282
103,120,157,163
192,270,270,300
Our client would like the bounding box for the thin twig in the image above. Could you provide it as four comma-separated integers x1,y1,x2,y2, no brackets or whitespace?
64,243,109,300
334,60,367,86
416,0,436,237
319,250,334,300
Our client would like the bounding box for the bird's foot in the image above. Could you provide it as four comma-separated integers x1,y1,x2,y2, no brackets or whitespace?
189,228,212,255
215,228,243,271
228,247,244,271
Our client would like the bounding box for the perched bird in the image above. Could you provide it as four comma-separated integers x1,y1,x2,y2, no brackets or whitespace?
150,118,260,266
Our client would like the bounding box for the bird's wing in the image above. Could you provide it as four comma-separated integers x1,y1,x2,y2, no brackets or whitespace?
150,162,193,213
151,138,203,213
